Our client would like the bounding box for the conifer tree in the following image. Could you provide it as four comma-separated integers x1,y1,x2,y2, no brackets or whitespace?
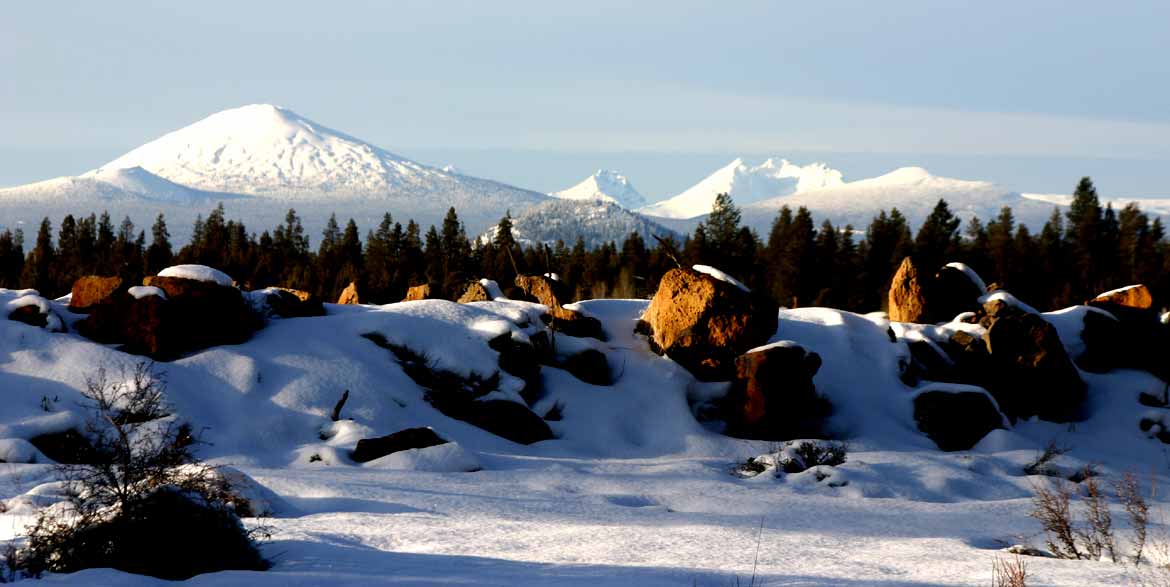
21,218,56,295
145,214,173,275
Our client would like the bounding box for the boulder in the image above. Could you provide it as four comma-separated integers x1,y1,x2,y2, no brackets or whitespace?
487,333,544,404
403,283,436,302
257,287,325,318
456,281,493,303
560,348,612,386
337,281,361,305
913,389,1005,451
983,312,1086,422
723,343,829,439
351,427,448,463
69,275,124,312
888,257,928,323
929,264,985,322
639,268,778,381
1092,284,1153,310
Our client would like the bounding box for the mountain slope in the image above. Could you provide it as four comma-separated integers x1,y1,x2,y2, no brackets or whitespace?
552,170,647,209
481,199,679,248
738,166,1059,233
640,158,844,219
0,166,236,204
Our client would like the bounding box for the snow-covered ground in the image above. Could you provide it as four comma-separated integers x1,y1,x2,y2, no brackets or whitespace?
0,288,1166,585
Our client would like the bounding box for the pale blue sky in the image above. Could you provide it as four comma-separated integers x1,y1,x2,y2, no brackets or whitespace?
3,0,1169,199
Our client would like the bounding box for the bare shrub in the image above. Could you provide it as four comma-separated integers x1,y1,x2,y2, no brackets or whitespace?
1078,472,1116,562
14,361,267,580
1115,472,1150,564
1029,477,1083,559
992,554,1028,587
1023,439,1068,477
777,440,847,474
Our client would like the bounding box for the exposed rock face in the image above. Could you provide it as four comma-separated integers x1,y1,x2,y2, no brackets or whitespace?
913,389,1004,451
513,274,605,340
257,287,325,318
28,429,95,464
639,268,778,381
69,276,124,312
1092,284,1153,310
456,281,493,303
337,282,361,305
723,343,828,440
443,399,553,445
488,333,544,404
351,427,448,463
888,257,928,323
79,274,259,359
403,284,436,302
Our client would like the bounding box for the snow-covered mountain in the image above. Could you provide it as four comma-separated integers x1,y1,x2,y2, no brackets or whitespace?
639,158,844,219
480,198,679,249
0,166,236,204
0,104,551,241
551,170,648,209
738,166,1060,233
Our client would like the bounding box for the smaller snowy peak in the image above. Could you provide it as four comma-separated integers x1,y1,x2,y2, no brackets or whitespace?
552,170,648,209
639,158,845,219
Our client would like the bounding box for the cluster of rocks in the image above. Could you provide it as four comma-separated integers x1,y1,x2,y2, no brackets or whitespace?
637,267,829,440
893,256,1170,451
68,268,322,359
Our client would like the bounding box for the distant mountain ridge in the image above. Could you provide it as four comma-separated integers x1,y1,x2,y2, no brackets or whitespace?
552,170,648,209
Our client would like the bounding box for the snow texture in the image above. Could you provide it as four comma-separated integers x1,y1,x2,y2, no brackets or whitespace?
157,264,235,287
693,264,749,292
127,285,166,300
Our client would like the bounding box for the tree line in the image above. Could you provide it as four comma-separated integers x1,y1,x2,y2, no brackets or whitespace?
0,177,1164,313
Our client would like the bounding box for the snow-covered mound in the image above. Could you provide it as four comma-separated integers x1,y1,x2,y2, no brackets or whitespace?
481,198,680,248
0,283,1165,585
157,264,235,287
640,158,844,219
551,170,648,209
739,166,1059,232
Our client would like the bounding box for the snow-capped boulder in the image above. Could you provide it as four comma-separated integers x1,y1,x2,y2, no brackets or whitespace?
723,342,828,440
156,264,234,287
351,427,449,464
639,267,778,381
1092,284,1153,310
6,294,65,332
69,275,125,312
336,281,361,305
1079,303,1170,381
888,257,928,323
912,388,1005,451
930,263,986,322
363,441,481,472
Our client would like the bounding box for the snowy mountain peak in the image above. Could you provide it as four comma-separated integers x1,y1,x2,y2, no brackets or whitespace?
552,169,648,209
638,158,845,219
100,103,450,197
872,166,935,184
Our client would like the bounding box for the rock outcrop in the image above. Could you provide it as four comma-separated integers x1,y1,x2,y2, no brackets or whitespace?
403,284,436,302
639,268,778,381
888,257,927,323
888,258,985,324
513,275,605,340
256,287,325,318
456,281,493,303
351,427,448,463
